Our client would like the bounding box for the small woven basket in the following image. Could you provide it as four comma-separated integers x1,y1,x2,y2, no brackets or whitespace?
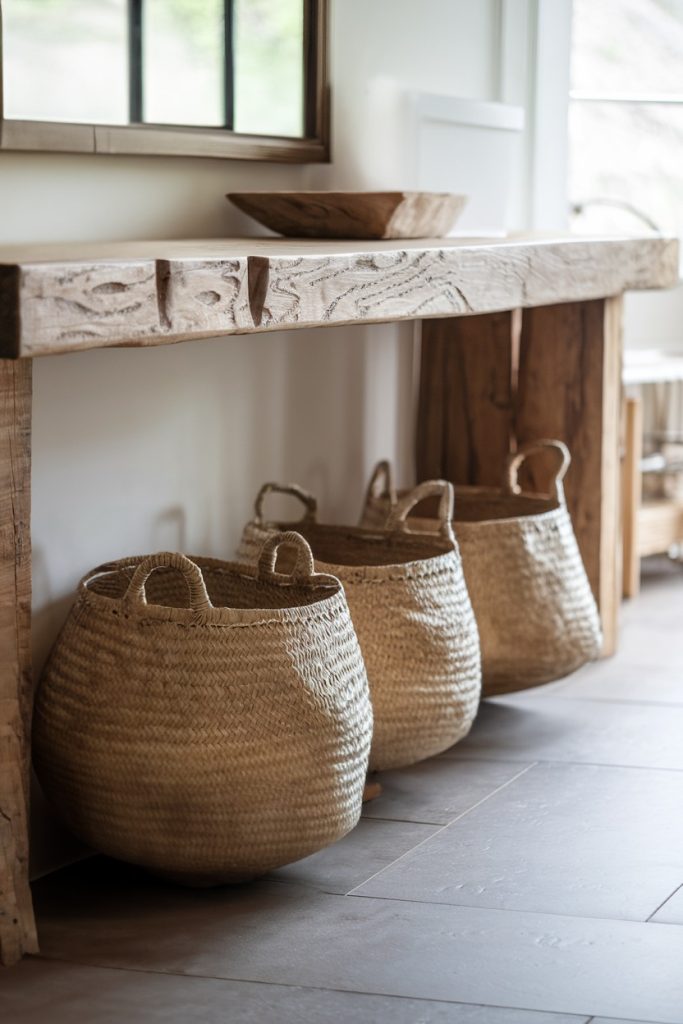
360,442,602,696
238,481,481,771
33,533,372,885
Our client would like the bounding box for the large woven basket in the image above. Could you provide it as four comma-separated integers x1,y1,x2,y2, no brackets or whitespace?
237,481,481,771
33,533,372,885
360,442,602,696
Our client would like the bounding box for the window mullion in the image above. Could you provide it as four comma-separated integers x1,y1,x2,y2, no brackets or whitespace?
224,0,235,130
128,0,143,123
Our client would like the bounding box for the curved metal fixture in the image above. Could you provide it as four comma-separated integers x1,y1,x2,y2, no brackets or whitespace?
570,197,662,234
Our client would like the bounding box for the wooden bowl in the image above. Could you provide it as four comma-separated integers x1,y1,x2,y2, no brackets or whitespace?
227,190,467,240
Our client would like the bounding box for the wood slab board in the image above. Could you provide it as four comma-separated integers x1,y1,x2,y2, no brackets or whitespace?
0,235,677,358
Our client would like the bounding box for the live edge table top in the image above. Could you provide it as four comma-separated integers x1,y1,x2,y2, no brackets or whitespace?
0,234,677,359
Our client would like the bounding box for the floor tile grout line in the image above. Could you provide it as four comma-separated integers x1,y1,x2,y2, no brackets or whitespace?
346,763,538,896
362,815,449,826
646,883,683,922
25,953,597,1019
360,811,450,827
358,816,445,827
524,694,683,710
344,888,683,928
586,1017,672,1024
30,952,675,1024
440,757,683,774
489,688,683,701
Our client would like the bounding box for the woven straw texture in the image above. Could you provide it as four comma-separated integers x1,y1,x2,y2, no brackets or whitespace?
360,443,603,696
237,482,481,772
33,534,372,885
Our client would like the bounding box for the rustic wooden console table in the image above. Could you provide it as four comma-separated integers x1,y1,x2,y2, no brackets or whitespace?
0,233,677,965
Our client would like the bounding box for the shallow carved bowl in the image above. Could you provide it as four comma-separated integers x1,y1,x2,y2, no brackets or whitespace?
227,190,468,240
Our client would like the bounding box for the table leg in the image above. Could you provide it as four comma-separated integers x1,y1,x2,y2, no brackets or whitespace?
515,298,622,655
0,359,37,966
417,297,623,656
417,311,516,486
622,393,643,599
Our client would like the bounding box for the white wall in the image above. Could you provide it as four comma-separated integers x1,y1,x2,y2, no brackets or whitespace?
7,0,510,875
623,289,683,353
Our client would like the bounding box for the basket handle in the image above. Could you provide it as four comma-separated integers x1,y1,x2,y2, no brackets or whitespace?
385,480,455,542
254,482,318,526
125,552,212,611
257,531,317,580
504,440,571,502
364,459,397,504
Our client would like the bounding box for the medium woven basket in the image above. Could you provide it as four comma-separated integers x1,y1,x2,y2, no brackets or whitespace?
33,533,372,885
237,481,481,772
360,442,602,696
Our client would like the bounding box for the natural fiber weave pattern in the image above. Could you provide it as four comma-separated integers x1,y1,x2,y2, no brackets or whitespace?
238,482,481,772
361,444,602,696
34,535,372,885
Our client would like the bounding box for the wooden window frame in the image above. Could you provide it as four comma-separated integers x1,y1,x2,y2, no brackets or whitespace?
0,0,329,162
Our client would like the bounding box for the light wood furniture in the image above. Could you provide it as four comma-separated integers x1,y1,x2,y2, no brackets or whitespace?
638,496,683,561
622,354,683,597
0,233,676,966
622,401,683,597
622,394,644,598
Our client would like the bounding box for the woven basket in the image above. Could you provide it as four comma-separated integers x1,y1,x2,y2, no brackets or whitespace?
361,442,602,696
33,533,372,885
237,481,481,771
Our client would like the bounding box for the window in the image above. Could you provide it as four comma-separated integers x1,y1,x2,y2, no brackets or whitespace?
569,0,683,242
2,0,308,139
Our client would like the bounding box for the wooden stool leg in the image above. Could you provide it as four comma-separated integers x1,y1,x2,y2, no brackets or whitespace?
516,298,623,655
0,359,37,966
622,393,643,598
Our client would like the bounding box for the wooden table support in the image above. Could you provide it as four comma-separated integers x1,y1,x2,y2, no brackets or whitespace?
416,310,516,487
417,297,623,655
0,360,37,966
0,234,674,965
622,393,643,599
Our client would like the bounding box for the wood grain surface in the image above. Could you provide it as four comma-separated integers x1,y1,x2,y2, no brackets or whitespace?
417,298,624,656
417,312,515,486
515,298,623,656
0,360,37,966
622,393,643,598
0,235,676,358
227,191,467,239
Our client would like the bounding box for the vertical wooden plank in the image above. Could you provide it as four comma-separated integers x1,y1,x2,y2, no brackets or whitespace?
516,298,623,655
416,322,447,482
0,359,37,966
417,313,515,485
622,393,643,598
602,296,624,651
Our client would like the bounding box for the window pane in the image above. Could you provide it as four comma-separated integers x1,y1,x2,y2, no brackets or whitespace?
142,0,225,127
2,0,128,124
572,0,683,96
233,0,304,138
569,100,683,238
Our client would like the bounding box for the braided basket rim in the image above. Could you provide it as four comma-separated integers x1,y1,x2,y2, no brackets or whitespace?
78,553,346,628
452,485,559,522
243,519,459,582
365,487,561,528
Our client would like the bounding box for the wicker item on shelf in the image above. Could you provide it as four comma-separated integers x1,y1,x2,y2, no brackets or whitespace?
238,481,481,771
361,442,602,696
33,534,372,885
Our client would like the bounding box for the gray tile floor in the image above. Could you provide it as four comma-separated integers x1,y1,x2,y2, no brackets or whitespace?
2,558,682,1023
